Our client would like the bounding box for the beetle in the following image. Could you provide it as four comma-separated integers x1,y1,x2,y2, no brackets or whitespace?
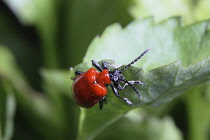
72,48,151,109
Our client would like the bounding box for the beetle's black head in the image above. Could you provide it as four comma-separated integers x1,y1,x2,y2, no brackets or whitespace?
109,69,125,82
108,48,151,83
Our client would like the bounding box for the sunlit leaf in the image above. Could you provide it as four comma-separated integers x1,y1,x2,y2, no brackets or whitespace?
71,18,210,139
130,0,210,25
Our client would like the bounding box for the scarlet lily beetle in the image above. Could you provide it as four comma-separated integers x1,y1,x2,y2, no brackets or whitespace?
72,48,151,109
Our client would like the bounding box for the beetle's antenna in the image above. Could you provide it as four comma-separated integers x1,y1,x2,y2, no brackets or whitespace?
119,48,151,73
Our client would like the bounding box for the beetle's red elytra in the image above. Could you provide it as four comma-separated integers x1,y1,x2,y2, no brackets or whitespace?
72,68,111,108
72,48,151,109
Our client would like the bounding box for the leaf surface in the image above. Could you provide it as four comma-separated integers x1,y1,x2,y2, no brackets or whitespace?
72,18,210,140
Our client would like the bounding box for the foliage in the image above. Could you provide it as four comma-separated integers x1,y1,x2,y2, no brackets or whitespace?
0,0,210,140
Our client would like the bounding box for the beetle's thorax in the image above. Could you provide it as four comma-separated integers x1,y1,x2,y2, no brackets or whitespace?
96,69,111,86
109,69,125,82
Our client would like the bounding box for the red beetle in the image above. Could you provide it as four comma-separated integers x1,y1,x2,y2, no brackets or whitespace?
72,49,151,109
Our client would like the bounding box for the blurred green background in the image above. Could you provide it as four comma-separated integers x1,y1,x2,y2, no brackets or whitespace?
0,0,210,140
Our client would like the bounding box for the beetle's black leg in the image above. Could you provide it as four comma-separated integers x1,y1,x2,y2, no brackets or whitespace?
114,82,124,90
109,84,133,107
75,71,83,77
122,80,143,89
121,80,142,99
102,62,110,71
71,71,83,80
99,96,107,110
92,60,103,72
99,99,103,110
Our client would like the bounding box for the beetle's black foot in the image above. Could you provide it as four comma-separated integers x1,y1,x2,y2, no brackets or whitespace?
99,96,107,110
122,97,133,107
75,71,83,77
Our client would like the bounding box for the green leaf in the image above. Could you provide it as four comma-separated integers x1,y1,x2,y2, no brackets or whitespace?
130,0,210,25
41,69,73,98
0,83,16,140
0,46,25,82
95,110,183,140
185,85,210,140
0,8,41,88
0,46,72,139
40,69,80,140
72,18,210,139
